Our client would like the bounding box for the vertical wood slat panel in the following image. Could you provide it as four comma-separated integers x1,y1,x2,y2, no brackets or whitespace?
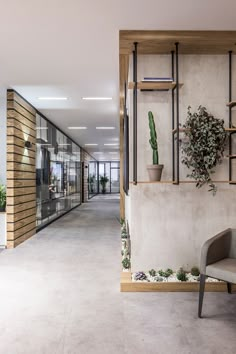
6,90,37,248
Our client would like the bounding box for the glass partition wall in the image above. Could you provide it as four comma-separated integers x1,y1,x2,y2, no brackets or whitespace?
88,161,98,199
36,113,81,229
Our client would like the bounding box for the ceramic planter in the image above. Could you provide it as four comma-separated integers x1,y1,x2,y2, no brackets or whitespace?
147,164,164,181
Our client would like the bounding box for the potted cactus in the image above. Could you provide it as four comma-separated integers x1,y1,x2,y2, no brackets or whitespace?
147,111,164,181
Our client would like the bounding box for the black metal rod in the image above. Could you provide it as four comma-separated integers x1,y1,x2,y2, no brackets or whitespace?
171,50,175,182
229,51,232,181
175,42,180,184
133,42,138,185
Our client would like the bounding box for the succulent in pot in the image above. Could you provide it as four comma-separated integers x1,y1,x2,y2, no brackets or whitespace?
147,111,163,181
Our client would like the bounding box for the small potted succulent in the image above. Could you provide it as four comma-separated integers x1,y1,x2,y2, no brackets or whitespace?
147,111,163,181
0,184,6,212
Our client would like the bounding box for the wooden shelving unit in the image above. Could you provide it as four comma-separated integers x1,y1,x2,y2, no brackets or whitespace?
121,34,236,187
128,81,183,90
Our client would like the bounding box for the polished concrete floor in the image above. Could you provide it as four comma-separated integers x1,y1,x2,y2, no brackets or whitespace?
0,195,235,354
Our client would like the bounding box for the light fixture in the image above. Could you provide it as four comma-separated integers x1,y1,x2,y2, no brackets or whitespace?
93,152,102,154
96,127,115,130
84,144,98,146
36,127,48,130
25,141,32,149
68,127,87,130
104,143,119,146
37,97,68,100
36,143,51,146
58,143,71,146
82,97,112,100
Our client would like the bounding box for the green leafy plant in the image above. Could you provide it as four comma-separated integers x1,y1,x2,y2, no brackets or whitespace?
100,175,109,193
120,218,125,225
149,269,156,277
148,111,159,164
158,269,173,278
166,268,173,276
122,257,131,269
121,223,128,239
181,106,227,195
176,267,188,282
191,266,200,277
0,185,6,211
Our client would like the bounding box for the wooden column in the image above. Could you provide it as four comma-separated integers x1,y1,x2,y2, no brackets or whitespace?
7,90,36,248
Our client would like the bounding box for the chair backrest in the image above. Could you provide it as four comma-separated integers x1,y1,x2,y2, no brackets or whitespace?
229,229,236,258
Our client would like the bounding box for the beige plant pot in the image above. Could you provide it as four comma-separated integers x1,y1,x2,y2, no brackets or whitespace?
147,164,164,181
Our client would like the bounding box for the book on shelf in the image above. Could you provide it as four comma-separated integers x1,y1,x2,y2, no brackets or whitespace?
142,77,173,82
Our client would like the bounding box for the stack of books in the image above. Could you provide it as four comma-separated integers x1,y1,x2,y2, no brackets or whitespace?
141,77,173,82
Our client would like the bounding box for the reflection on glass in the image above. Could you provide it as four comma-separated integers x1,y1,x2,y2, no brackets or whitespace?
36,114,81,229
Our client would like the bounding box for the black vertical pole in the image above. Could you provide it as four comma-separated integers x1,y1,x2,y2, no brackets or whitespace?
175,42,180,184
171,50,175,182
229,51,232,181
133,42,138,185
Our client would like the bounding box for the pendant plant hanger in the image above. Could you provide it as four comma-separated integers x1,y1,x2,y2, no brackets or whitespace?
181,106,227,195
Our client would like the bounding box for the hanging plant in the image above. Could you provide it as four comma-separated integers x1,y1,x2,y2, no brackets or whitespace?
181,106,227,195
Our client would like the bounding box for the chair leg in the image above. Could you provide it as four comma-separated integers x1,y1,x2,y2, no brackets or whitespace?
198,274,206,318
227,282,232,294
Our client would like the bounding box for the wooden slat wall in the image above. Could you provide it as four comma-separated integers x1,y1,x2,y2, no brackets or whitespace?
6,90,36,248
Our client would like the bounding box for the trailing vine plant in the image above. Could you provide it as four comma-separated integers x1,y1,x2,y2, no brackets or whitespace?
181,106,227,195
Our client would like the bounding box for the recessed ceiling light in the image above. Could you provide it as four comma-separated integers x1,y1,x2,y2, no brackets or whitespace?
36,143,51,146
82,97,112,100
104,143,119,146
84,143,98,146
68,127,87,130
96,127,115,130
37,97,68,100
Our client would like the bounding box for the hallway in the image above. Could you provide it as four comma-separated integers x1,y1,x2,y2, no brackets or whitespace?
0,196,235,354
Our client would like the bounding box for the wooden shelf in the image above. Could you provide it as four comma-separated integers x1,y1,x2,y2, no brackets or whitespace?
128,81,183,91
172,127,236,134
227,101,236,108
130,180,232,184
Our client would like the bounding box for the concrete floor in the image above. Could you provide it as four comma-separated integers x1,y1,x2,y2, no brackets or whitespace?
0,195,235,354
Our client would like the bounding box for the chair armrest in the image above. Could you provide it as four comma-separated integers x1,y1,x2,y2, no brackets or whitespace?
200,228,232,274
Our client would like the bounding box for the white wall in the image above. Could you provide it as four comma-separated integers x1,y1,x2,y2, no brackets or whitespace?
127,54,236,271
0,88,7,247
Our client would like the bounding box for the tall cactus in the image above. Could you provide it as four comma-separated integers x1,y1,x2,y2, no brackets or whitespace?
148,111,159,164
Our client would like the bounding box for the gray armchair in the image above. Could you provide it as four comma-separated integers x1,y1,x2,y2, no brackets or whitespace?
199,228,236,317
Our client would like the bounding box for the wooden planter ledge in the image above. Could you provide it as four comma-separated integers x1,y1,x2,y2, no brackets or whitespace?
120,272,236,292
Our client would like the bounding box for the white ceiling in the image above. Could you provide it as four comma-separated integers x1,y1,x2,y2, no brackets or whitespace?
0,0,236,160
